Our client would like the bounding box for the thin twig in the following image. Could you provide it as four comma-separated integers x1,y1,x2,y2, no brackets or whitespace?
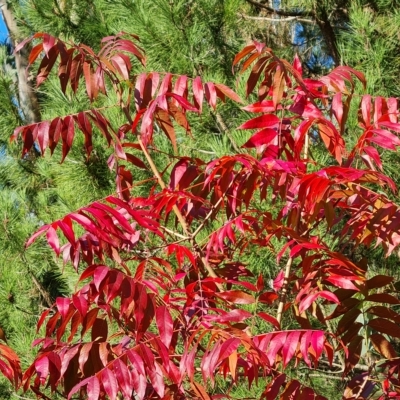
11,392,36,400
28,270,53,308
309,373,343,380
213,111,240,152
137,138,222,288
318,303,345,368
354,364,374,399
160,226,190,240
191,179,235,239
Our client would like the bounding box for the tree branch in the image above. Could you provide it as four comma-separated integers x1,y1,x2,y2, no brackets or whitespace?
244,0,313,18
0,0,41,124
314,8,340,66
244,0,340,66
239,13,314,24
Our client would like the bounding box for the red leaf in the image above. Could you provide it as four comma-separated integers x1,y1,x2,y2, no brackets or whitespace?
238,114,280,130
78,342,92,372
61,116,75,162
111,54,130,80
264,373,286,400
191,380,212,400
46,226,60,256
113,359,132,399
242,128,277,148
204,82,217,109
83,60,95,101
173,75,188,98
167,92,198,112
70,53,83,93
37,45,59,86
366,275,394,289
282,331,301,367
156,306,173,348
243,100,275,113
273,270,285,291
14,33,43,54
56,297,70,319
102,368,118,400
366,293,400,304
193,76,204,112
67,376,92,399
258,292,279,304
26,224,50,248
232,43,256,68
93,266,109,291
325,275,359,290
266,332,287,365
258,312,280,329
218,338,241,363
299,291,339,314
155,109,177,153
87,376,100,400
159,73,172,95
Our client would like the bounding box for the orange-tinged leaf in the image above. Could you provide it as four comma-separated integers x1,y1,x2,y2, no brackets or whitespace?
216,290,255,304
156,109,177,153
83,60,94,101
370,333,397,359
214,83,243,104
29,43,44,65
232,44,255,68
190,380,211,400
228,351,237,381
272,66,285,109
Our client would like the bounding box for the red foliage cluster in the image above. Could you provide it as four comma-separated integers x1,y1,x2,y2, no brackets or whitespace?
3,33,400,399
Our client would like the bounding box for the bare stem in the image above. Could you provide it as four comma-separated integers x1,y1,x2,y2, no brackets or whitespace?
276,256,293,324
354,368,373,399
304,132,309,159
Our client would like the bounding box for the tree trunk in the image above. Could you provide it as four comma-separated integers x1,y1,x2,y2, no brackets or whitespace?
0,0,41,123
